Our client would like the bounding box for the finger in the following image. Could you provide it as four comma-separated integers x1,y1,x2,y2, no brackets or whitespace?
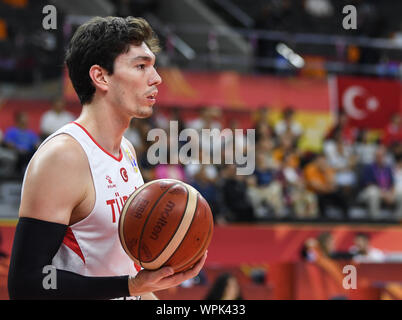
163,251,208,285
184,251,208,276
153,266,175,282
155,251,209,289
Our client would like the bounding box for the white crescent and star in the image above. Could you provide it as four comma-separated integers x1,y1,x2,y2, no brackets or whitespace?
342,86,379,120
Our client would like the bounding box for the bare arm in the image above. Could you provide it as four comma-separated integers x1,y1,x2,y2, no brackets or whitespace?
19,134,90,224
9,135,133,299
10,134,207,299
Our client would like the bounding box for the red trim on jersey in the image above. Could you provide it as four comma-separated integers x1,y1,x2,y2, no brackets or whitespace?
134,263,141,272
72,122,123,162
63,227,86,264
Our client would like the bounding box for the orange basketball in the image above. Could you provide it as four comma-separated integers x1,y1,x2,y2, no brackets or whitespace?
118,179,214,273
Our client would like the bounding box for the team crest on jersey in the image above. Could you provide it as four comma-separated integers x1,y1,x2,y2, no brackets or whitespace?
120,168,128,182
124,148,139,173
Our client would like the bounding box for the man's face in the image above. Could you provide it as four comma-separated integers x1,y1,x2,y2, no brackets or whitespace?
53,100,65,113
107,42,162,119
16,113,28,129
355,236,368,251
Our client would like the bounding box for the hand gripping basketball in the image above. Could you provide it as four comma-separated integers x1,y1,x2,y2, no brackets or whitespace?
119,179,214,273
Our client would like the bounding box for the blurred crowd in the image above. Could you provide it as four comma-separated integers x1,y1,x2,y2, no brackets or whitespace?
1,101,402,223
301,231,386,263
120,104,402,223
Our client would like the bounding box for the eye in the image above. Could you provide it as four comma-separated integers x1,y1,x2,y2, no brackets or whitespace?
136,64,146,70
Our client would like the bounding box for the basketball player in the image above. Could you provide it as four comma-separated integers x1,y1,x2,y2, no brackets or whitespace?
7,16,207,300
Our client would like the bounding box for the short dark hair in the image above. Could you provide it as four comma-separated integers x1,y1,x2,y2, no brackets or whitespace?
355,232,370,240
283,107,294,118
65,16,160,105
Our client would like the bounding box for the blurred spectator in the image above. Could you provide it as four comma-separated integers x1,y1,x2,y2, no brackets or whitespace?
204,273,243,300
353,129,379,165
349,233,385,263
186,106,222,132
252,106,273,128
135,119,155,155
187,106,223,162
39,99,75,139
383,113,402,149
357,145,402,219
222,119,248,167
304,153,348,218
138,139,156,183
279,153,318,219
324,131,358,207
221,164,255,222
247,152,284,219
325,111,357,145
185,149,222,221
274,107,303,144
255,119,276,144
301,232,353,261
0,230,8,260
272,132,299,168
0,128,17,176
154,142,187,182
4,111,39,175
151,107,172,132
154,161,186,181
394,154,402,199
254,122,277,172
0,230,10,281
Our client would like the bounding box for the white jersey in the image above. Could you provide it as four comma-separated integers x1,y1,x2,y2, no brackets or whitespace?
27,122,144,290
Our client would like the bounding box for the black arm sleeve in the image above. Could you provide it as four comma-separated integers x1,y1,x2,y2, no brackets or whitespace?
8,217,130,300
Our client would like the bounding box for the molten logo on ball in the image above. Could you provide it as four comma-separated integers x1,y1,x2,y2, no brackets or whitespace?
150,200,175,240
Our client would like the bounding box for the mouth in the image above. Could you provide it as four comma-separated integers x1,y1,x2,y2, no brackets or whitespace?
146,90,158,103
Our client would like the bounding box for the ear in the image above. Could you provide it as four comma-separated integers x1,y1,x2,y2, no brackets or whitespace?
89,65,109,93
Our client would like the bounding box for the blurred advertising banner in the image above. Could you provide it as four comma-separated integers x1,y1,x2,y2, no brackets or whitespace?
330,75,401,129
63,67,330,112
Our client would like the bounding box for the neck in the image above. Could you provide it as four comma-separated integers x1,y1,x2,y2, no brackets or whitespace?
75,98,131,157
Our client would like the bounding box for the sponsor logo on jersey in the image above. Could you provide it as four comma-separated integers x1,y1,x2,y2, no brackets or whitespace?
106,175,116,189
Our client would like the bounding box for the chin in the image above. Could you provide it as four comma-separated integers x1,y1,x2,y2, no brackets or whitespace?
134,106,153,119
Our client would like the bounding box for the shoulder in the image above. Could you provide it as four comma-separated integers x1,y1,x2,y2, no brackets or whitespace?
28,129,39,137
41,110,52,117
4,127,16,135
31,134,86,168
20,134,90,223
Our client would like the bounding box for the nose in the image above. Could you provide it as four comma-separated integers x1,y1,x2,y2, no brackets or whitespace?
149,67,162,86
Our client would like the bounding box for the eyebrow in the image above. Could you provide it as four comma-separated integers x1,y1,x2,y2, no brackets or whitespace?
131,55,154,63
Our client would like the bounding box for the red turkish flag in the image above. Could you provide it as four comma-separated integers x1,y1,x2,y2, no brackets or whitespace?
332,76,400,129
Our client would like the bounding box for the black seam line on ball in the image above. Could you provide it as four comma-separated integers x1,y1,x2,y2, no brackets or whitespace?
147,182,191,264
138,183,180,268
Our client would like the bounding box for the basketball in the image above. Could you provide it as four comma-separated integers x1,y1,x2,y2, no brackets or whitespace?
118,179,214,273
